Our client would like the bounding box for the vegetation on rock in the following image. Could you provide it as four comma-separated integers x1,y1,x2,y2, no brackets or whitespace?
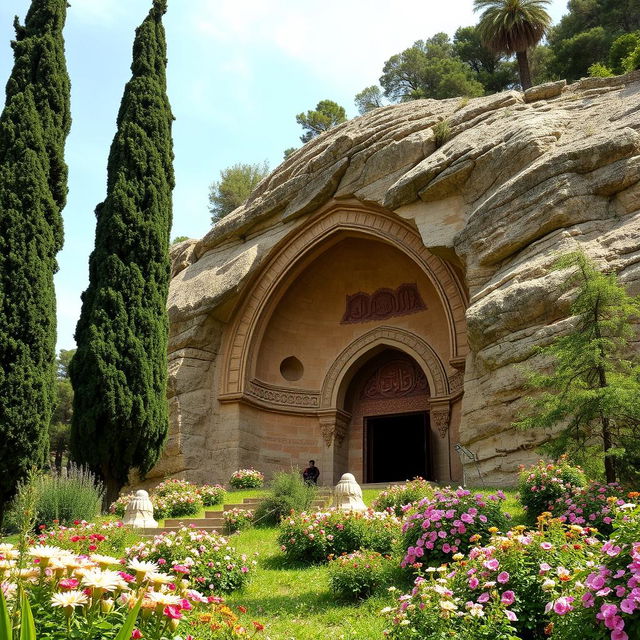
209,161,269,222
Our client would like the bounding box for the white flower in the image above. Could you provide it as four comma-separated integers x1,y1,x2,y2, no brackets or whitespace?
145,590,182,607
51,590,88,610
81,569,128,592
90,554,118,568
147,572,173,586
28,545,63,565
128,559,159,577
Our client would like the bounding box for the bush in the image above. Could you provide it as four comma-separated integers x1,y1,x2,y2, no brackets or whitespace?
401,487,508,568
371,477,433,517
328,549,391,600
277,509,401,565
125,526,255,593
155,490,202,518
229,468,264,489
254,470,316,526
224,507,254,533
383,571,520,640
548,481,626,536
9,465,104,530
153,477,195,496
518,458,586,523
198,483,226,506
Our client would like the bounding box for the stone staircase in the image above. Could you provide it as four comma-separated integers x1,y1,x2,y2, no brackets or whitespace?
139,489,333,537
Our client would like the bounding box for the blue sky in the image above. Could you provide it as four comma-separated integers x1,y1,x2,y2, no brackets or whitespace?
0,0,569,351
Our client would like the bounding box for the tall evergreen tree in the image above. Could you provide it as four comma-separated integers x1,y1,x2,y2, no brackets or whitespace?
70,0,174,505
0,0,70,525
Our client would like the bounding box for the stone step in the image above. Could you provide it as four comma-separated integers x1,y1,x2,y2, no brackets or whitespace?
164,517,224,527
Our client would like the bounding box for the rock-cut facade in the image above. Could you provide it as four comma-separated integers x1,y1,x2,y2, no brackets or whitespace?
152,73,640,487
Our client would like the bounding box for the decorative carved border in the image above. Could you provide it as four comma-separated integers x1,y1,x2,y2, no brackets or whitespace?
320,326,450,408
245,379,320,409
219,204,469,398
340,283,427,324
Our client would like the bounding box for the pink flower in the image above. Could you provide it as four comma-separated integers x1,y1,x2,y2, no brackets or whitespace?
58,578,79,590
612,631,628,640
131,630,143,639
483,559,499,571
553,597,574,616
497,572,510,584
582,592,595,608
163,605,182,620
469,577,479,589
477,592,490,603
540,542,553,550
501,591,515,606
504,609,517,622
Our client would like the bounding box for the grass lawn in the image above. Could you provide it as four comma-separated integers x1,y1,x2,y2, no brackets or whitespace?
225,527,395,640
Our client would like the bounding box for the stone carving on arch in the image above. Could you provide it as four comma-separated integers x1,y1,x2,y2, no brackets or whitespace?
320,326,450,411
218,203,468,399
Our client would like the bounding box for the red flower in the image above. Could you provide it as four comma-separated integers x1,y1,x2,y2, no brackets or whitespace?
238,605,247,613
252,621,265,631
131,630,143,639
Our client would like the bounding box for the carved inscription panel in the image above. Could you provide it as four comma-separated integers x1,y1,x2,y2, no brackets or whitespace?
361,359,429,400
341,283,426,324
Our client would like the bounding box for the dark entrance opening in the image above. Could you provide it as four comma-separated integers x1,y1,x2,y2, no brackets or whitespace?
366,411,430,483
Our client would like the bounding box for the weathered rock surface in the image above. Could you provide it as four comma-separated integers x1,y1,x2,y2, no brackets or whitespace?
157,71,640,487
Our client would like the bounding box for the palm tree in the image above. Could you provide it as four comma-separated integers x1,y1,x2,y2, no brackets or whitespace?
474,0,552,90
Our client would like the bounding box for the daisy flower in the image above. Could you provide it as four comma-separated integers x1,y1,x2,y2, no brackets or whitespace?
51,590,88,616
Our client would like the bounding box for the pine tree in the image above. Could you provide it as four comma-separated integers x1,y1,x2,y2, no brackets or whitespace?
70,0,174,505
0,0,70,525
515,252,640,483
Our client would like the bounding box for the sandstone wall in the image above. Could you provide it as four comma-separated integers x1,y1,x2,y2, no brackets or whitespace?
158,72,640,487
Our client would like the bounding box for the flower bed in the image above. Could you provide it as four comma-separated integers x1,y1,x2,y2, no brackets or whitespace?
199,483,226,506
277,509,401,564
371,477,433,517
0,541,263,640
229,469,264,489
401,487,508,568
518,458,587,523
125,526,255,593
35,519,141,556
549,481,626,535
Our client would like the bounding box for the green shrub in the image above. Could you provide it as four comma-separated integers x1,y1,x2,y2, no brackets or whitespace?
9,465,104,530
371,477,433,516
518,458,586,523
254,470,316,526
588,62,613,77
153,477,195,496
328,549,392,600
278,509,401,564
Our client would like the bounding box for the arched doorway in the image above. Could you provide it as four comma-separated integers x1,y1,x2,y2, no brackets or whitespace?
344,349,433,483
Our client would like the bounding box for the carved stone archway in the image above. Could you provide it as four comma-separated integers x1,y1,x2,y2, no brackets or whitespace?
218,204,468,402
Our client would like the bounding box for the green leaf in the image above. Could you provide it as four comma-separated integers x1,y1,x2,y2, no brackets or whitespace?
0,589,12,640
113,597,142,640
19,591,36,640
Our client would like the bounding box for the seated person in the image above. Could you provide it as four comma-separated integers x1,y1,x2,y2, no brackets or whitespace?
302,460,320,485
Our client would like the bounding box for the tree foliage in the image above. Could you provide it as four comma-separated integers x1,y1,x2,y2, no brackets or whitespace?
354,85,385,115
515,252,640,484
548,0,640,80
0,0,71,523
474,0,553,89
296,99,347,143
209,161,269,222
50,349,75,472
379,33,485,102
70,0,174,505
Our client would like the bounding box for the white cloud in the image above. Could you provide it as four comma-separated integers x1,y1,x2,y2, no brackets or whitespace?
189,0,478,89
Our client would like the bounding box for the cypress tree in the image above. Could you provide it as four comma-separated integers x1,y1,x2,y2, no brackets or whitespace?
0,0,70,525
70,0,174,505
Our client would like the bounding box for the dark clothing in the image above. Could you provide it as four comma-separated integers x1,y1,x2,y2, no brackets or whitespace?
303,465,320,485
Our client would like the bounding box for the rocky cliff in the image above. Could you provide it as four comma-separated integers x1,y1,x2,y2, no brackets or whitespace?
163,72,640,485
